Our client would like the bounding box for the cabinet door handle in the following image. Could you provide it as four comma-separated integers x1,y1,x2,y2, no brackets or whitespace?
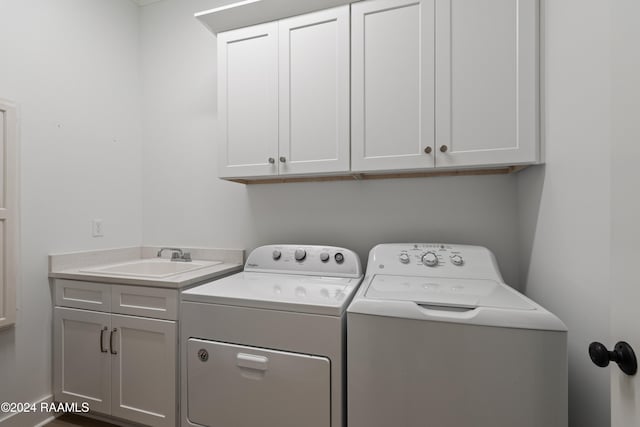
268,157,275,164
440,145,448,153
279,156,286,163
99,326,108,353
110,328,118,355
424,146,432,154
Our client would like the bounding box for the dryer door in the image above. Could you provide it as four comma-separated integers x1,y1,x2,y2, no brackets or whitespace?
187,338,330,427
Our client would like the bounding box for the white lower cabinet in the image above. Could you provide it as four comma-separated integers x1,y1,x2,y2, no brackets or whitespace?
53,308,112,414
53,282,178,427
111,315,176,427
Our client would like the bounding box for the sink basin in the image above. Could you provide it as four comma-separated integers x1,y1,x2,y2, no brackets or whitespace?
81,259,222,279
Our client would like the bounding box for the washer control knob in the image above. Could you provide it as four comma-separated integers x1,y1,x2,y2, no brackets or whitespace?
334,252,345,264
399,254,410,264
422,252,439,267
272,250,282,260
320,252,330,263
294,249,307,261
451,255,464,266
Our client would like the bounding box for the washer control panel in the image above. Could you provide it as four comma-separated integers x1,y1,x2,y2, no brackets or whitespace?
245,245,362,278
368,244,503,282
394,244,467,268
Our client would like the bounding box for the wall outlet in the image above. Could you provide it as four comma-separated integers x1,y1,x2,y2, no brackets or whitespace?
92,219,104,237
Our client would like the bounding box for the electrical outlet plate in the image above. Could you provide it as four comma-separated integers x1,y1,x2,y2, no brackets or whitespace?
92,219,104,237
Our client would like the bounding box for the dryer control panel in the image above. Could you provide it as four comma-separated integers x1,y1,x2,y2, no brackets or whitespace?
245,245,362,278
367,244,504,282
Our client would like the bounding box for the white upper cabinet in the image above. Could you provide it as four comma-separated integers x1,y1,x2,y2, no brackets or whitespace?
278,7,350,175
434,0,539,168
351,0,436,173
218,22,279,178
352,0,539,173
217,7,350,179
211,0,539,180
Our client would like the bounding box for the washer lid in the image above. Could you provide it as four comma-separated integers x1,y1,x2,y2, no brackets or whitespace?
181,272,362,316
365,275,535,310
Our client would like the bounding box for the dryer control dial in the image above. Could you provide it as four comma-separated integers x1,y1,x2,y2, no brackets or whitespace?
451,255,464,266
272,250,282,261
320,252,330,263
294,249,307,262
399,253,410,264
422,251,439,267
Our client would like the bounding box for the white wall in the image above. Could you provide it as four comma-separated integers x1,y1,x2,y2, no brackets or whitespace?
517,1,611,426
0,0,142,420
139,0,522,286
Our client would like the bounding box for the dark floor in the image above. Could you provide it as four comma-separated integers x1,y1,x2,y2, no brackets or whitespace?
46,414,119,427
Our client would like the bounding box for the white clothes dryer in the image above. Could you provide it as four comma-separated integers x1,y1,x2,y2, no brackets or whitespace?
180,245,362,427
347,243,567,427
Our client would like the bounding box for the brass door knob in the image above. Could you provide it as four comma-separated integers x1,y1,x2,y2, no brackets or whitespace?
424,146,432,154
440,145,448,153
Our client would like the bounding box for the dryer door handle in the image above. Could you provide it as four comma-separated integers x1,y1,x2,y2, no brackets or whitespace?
237,353,269,371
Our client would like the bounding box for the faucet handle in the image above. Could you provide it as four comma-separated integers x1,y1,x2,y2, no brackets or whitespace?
171,252,180,260
183,252,192,262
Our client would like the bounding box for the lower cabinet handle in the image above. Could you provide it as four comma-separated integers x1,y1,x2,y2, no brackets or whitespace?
110,328,118,355
100,326,108,353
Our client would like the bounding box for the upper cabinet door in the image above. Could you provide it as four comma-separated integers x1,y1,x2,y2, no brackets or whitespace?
435,0,539,168
351,0,436,173
218,23,279,178
278,6,350,176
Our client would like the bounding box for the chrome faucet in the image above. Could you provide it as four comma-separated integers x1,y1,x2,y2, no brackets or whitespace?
156,247,192,262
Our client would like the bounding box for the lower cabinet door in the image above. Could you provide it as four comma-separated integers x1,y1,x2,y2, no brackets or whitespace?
187,339,331,427
110,314,177,427
53,307,112,414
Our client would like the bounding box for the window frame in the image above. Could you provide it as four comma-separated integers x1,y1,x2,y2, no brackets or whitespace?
0,99,19,329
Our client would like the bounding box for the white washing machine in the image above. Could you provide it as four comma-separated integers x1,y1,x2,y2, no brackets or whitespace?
348,244,568,427
180,245,362,427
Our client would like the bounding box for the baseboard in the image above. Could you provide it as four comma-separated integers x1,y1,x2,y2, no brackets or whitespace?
0,394,56,427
